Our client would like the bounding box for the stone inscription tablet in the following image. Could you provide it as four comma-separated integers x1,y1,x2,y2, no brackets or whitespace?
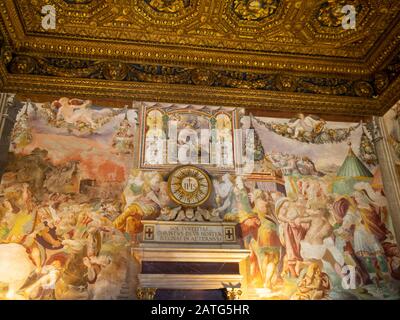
142,221,236,243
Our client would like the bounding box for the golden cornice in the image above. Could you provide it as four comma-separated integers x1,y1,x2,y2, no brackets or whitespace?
377,76,400,114
0,72,381,116
9,38,374,77
0,0,399,116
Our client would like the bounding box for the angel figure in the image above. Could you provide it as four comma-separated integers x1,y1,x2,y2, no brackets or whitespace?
52,98,116,132
288,114,326,139
291,263,331,300
212,173,235,219
194,207,221,222
157,206,182,221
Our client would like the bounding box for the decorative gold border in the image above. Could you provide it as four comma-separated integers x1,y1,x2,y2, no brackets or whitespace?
2,0,400,75
245,173,285,186
139,102,240,171
223,226,236,242
143,225,155,241
0,71,385,116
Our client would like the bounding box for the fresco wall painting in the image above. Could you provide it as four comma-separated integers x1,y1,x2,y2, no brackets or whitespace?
0,98,399,300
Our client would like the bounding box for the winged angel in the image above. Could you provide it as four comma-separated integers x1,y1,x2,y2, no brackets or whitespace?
38,98,121,135
253,113,360,144
211,173,235,219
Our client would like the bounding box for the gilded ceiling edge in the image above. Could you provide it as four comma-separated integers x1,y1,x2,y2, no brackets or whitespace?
0,70,382,117
0,50,392,117
3,0,400,76
377,76,400,114
2,4,400,78
0,52,381,99
0,21,399,116
10,38,372,76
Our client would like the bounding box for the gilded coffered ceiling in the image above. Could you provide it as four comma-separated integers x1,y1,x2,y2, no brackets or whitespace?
0,0,400,116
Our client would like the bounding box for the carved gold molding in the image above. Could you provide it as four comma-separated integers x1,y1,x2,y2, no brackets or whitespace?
224,288,243,300
377,75,400,114
0,0,399,116
1,53,380,98
136,287,157,300
0,70,382,116
0,0,399,75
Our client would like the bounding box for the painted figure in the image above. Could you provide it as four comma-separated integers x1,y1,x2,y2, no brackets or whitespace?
250,190,281,289
291,263,331,300
276,197,306,277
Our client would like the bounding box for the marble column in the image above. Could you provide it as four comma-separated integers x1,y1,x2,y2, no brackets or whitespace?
373,115,400,244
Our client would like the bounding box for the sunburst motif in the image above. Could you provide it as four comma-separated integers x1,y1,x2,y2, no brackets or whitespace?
168,165,211,207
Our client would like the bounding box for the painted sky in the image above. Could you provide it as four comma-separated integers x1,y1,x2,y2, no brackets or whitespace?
13,106,137,182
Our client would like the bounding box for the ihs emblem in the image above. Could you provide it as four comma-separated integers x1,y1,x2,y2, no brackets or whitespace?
167,165,211,207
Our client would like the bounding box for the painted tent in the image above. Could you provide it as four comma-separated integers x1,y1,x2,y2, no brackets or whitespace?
333,144,373,195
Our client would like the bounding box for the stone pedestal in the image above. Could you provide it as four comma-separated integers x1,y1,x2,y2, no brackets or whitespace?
132,220,250,300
